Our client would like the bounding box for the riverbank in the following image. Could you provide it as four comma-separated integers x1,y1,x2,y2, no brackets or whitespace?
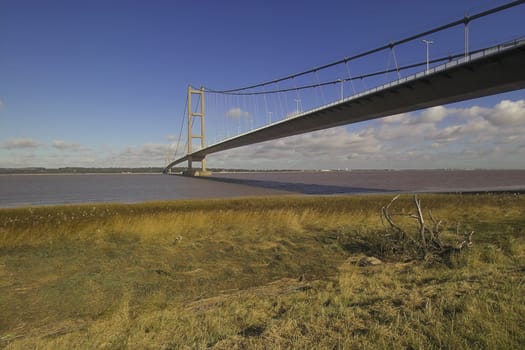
1,194,524,348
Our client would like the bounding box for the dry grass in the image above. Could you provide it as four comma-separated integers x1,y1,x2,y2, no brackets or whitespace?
0,194,524,349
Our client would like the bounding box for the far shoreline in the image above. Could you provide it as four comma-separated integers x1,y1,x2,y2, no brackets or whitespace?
2,168,525,176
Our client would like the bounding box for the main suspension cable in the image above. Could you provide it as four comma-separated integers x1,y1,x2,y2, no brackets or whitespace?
204,47,484,96
172,94,188,161
203,0,525,94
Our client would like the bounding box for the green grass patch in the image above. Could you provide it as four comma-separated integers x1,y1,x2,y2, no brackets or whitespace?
0,194,524,349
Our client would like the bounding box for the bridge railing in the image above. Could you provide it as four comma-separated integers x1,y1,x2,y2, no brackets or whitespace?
342,38,524,111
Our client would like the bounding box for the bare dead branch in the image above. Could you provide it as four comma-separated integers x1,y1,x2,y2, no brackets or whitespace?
414,195,426,246
457,231,474,249
426,210,444,248
385,195,400,213
376,195,472,263
382,195,405,234
428,210,442,234
381,195,421,247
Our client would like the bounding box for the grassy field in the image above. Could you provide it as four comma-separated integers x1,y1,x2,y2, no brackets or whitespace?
0,194,524,349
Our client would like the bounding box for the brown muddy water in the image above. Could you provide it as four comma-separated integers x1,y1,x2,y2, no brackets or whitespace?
1,170,524,208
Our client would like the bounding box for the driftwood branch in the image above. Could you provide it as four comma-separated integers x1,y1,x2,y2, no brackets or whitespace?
428,210,442,233
427,209,443,248
379,195,474,262
381,195,404,234
414,196,427,247
457,230,474,249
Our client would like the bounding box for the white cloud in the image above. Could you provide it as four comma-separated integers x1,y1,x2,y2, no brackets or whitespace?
418,106,448,124
117,143,173,165
210,126,385,169
52,140,84,151
226,107,251,119
166,134,179,142
2,138,42,150
375,120,435,141
453,100,525,127
381,113,409,124
455,105,489,119
484,100,525,127
431,117,494,143
382,106,448,125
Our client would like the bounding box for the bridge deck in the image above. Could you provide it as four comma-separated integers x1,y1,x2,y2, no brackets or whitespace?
166,40,525,171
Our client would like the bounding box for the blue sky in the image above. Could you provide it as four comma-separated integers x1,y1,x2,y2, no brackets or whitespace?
1,0,524,169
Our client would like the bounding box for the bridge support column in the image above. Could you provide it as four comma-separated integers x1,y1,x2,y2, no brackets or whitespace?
183,86,212,177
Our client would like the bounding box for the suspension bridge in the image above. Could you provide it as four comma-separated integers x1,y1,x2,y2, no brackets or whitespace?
165,1,525,176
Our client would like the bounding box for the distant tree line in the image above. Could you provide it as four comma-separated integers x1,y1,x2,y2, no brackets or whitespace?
0,167,300,174
0,167,164,174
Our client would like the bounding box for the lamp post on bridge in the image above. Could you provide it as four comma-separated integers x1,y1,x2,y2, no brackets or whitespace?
422,39,433,74
338,78,344,101
294,99,301,115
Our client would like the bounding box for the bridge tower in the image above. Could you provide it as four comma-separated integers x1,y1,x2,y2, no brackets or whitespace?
183,86,212,176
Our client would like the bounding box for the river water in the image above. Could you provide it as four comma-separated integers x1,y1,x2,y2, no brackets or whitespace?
1,170,524,208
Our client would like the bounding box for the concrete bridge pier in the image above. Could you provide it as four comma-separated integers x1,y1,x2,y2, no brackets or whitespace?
182,155,212,177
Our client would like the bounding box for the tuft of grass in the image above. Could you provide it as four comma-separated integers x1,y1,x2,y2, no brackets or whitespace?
0,194,524,349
